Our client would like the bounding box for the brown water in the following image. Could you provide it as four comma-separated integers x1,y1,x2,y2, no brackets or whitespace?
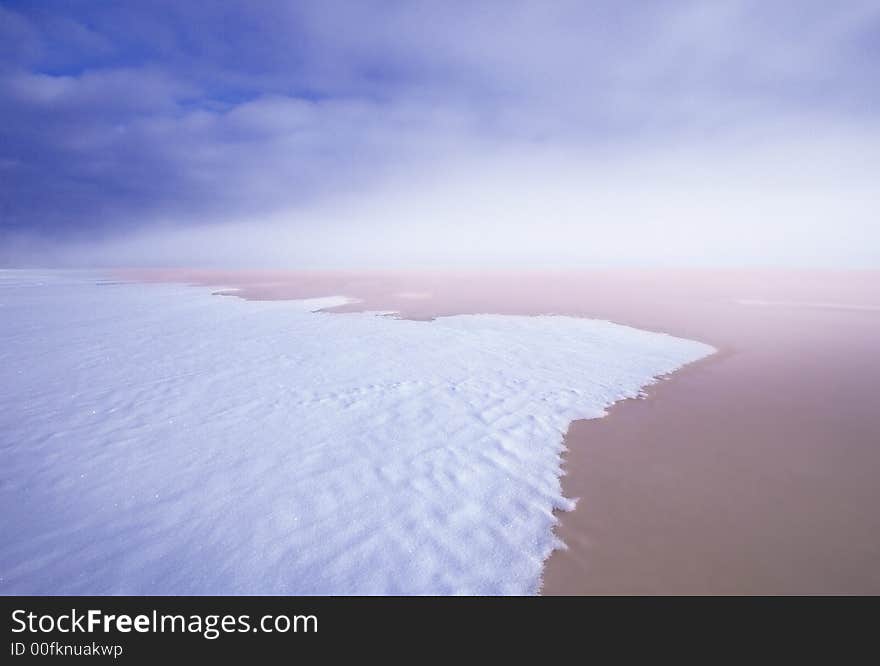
122,268,880,594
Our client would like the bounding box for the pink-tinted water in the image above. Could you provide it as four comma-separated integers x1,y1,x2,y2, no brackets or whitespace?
121,268,880,594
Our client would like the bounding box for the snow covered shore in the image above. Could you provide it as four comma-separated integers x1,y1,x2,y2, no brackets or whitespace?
0,270,713,594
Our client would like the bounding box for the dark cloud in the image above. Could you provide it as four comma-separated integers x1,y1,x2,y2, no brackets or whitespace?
1,1,879,265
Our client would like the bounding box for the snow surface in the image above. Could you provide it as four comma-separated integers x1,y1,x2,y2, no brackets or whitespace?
0,270,714,594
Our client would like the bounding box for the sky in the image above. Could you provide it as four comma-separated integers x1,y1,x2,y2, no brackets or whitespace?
1,0,879,268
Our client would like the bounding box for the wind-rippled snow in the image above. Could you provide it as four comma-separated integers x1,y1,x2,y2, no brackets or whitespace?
0,270,713,594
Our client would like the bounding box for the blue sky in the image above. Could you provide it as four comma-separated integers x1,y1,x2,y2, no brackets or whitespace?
1,1,879,267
